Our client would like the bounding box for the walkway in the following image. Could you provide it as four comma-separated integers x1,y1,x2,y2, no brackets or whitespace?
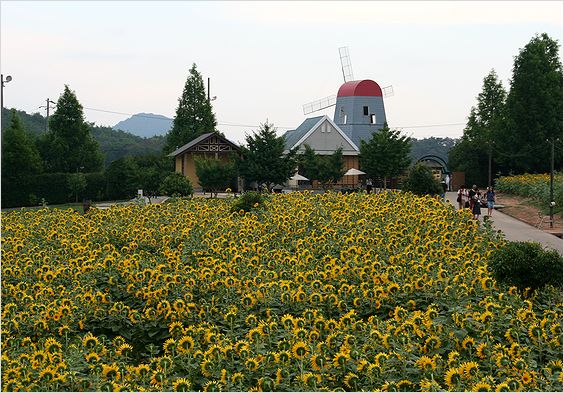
445,191,562,254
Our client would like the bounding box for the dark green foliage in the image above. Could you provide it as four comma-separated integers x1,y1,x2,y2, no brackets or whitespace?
164,63,217,154
488,241,563,294
39,85,103,172
91,126,166,166
195,156,237,196
496,33,563,174
68,173,87,203
135,155,174,198
105,156,140,200
237,122,298,192
159,173,193,197
448,137,489,187
2,107,45,136
401,163,443,196
230,191,265,213
298,145,345,189
83,172,107,201
448,70,506,186
359,123,411,189
1,110,43,180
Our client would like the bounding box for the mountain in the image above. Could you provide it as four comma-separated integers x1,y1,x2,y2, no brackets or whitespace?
113,113,173,138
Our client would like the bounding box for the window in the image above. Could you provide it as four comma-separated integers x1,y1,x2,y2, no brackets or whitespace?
363,106,369,116
370,114,376,124
343,114,347,124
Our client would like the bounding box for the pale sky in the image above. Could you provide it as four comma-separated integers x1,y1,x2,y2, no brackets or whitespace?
1,1,562,144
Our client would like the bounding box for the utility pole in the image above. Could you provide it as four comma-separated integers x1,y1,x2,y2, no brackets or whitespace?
39,98,56,132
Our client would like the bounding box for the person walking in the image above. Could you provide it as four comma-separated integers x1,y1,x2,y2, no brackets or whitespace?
456,185,467,210
468,185,477,211
471,186,482,220
366,178,373,194
485,186,496,217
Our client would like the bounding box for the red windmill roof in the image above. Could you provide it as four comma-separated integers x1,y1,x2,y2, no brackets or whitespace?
337,79,383,97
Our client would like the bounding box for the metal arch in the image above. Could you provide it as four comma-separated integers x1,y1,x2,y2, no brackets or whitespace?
416,155,449,173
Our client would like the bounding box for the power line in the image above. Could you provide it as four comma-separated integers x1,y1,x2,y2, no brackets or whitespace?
82,105,466,132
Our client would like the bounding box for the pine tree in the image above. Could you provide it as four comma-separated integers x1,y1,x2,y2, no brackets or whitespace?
237,122,297,192
449,70,506,186
498,33,563,174
359,124,411,189
164,64,217,153
1,110,43,181
40,85,103,173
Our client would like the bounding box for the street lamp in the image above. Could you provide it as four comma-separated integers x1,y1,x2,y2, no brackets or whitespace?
1,74,13,111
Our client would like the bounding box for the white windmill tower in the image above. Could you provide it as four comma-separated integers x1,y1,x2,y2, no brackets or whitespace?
302,47,393,148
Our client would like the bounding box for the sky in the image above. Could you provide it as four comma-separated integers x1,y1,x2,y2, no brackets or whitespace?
1,1,562,144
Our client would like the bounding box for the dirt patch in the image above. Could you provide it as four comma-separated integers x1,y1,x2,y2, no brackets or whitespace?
496,192,563,237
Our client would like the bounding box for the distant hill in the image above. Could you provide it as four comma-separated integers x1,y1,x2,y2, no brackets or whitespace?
113,113,173,138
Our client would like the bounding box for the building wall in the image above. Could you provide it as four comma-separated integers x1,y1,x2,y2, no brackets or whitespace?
334,96,387,147
177,151,234,191
297,119,358,155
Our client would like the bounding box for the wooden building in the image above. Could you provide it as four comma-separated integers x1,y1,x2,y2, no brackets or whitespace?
168,132,240,191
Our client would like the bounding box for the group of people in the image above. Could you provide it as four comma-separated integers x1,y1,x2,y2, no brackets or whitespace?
457,184,496,220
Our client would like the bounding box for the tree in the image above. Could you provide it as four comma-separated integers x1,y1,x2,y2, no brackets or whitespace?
135,155,174,202
237,122,297,192
449,70,506,186
1,110,43,181
68,172,87,203
39,85,103,173
195,157,237,197
298,145,345,190
497,33,563,174
448,70,507,185
105,156,139,200
164,63,217,154
359,123,411,189
160,173,193,197
402,163,443,196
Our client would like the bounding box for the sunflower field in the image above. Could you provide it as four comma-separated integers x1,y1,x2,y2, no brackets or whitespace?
495,173,563,211
1,191,562,392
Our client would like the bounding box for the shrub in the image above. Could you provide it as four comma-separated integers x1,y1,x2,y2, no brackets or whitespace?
160,173,193,197
488,241,563,294
401,163,443,196
231,191,265,213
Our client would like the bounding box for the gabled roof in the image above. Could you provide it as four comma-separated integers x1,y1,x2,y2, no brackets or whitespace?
168,132,240,157
283,116,324,150
284,115,359,153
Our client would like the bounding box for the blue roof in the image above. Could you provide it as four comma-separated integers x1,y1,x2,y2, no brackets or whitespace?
284,116,324,150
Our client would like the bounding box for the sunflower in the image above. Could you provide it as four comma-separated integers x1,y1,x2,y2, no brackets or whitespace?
333,351,349,367
460,361,480,379
444,367,461,388
311,354,327,371
292,341,309,360
231,372,244,384
116,343,134,357
470,381,492,391
416,355,436,371
102,363,120,380
82,333,99,350
302,372,321,387
177,336,195,354
245,357,259,371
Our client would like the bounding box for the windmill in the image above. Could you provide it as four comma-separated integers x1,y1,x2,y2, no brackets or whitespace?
302,47,394,116
298,47,395,149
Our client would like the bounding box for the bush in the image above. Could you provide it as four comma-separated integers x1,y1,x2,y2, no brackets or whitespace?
231,191,265,213
401,163,443,196
488,241,563,294
160,173,193,197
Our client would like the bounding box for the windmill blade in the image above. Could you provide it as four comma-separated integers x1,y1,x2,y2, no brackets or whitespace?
339,46,354,83
302,95,337,115
382,85,394,98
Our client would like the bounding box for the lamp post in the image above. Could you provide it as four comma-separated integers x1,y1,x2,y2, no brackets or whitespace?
549,138,555,228
1,73,13,113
